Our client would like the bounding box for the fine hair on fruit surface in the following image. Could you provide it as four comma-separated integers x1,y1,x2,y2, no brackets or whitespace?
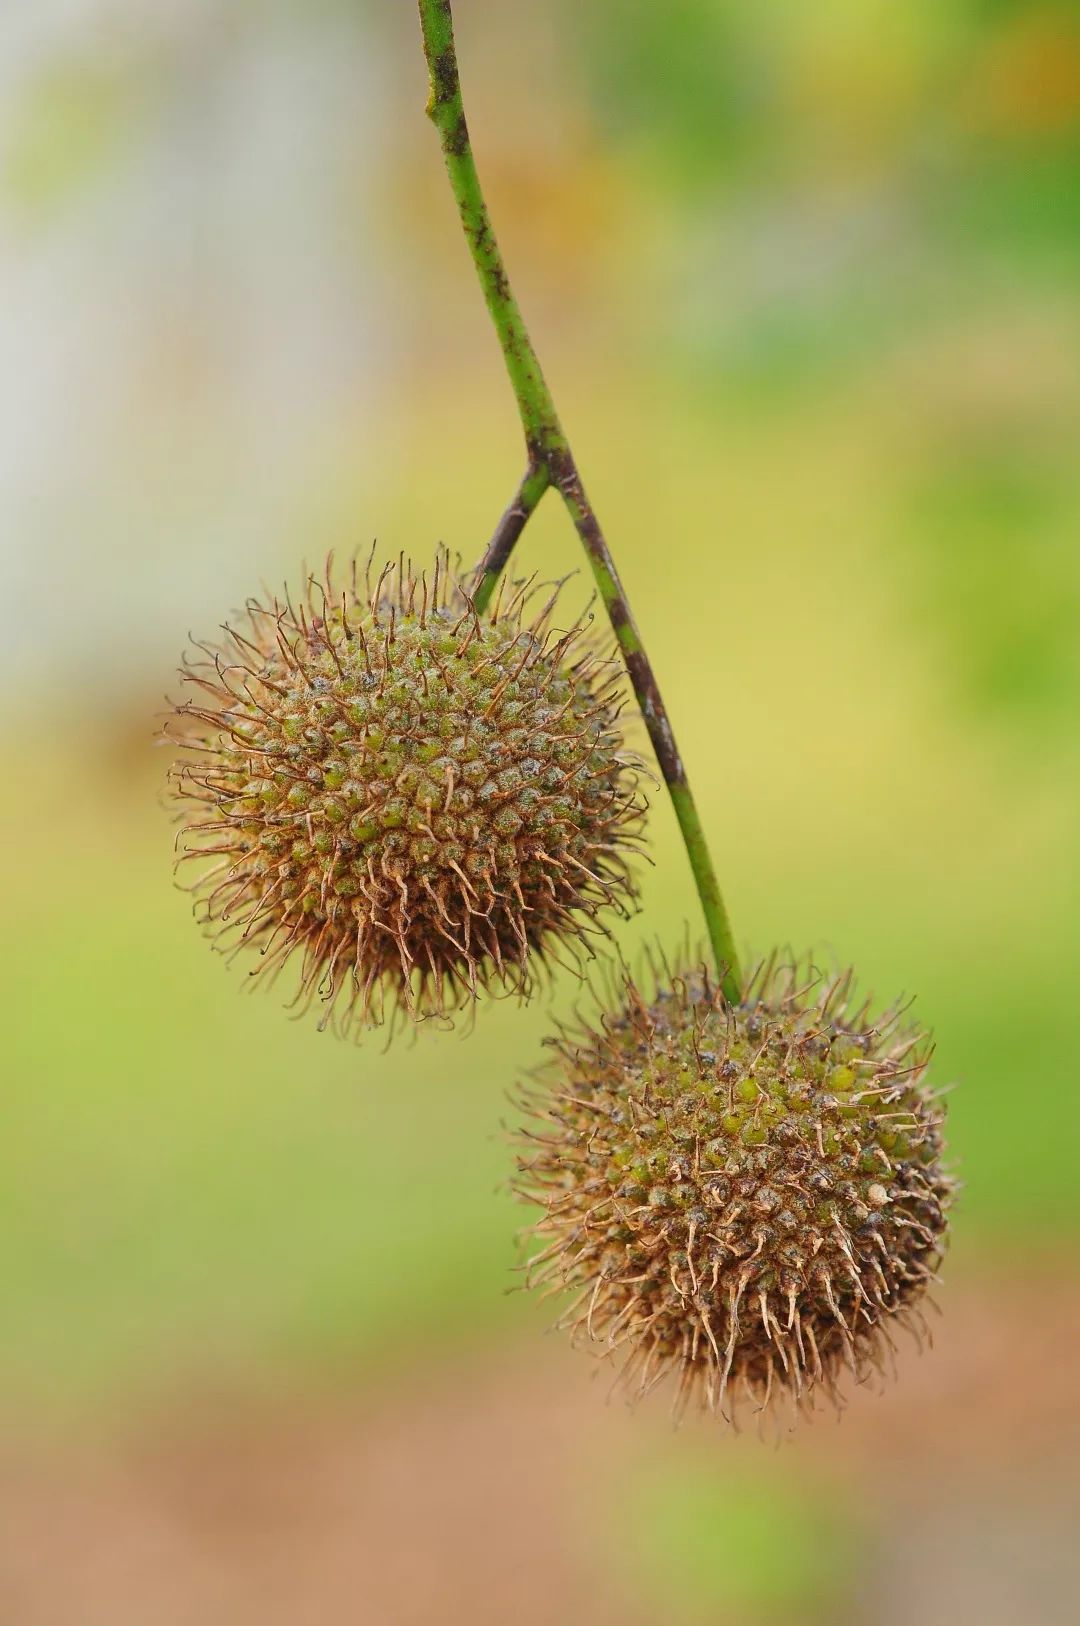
513,950,954,1425
168,550,647,1035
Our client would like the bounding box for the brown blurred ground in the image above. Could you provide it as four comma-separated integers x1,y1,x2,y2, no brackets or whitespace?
1,1272,1076,1626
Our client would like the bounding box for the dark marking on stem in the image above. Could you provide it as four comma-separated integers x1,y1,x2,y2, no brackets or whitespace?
475,467,546,590
431,47,459,105
416,0,742,996
444,112,469,159
549,453,686,788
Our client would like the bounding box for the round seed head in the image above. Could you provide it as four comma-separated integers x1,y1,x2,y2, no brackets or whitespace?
514,952,954,1426
167,553,646,1034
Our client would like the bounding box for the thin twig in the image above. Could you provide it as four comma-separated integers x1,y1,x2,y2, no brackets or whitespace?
473,464,550,615
416,0,742,1001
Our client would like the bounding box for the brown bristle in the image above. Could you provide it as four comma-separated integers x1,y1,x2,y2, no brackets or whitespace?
166,551,647,1036
512,952,955,1428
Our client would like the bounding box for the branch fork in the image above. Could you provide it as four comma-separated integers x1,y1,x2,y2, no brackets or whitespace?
417,0,742,1003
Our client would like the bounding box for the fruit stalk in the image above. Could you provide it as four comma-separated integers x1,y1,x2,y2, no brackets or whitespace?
416,0,743,1002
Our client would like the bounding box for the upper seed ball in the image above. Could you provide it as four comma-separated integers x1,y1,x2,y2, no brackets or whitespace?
168,555,646,1034
514,955,953,1425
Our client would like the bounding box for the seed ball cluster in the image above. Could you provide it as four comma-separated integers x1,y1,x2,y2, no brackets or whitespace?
169,556,645,1033
515,957,953,1423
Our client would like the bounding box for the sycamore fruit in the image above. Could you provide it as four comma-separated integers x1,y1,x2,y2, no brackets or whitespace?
514,953,953,1423
169,554,645,1034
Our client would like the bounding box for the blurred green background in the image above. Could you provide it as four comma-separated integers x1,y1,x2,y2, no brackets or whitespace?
1,3,1078,1623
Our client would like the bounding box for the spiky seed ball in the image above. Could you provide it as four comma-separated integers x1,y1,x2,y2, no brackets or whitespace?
168,554,646,1034
514,955,953,1425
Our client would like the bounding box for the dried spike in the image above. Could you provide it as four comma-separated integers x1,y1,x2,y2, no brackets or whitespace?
512,950,954,1426
166,549,647,1037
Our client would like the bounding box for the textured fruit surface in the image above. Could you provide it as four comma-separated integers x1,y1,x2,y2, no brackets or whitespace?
169,554,645,1033
515,954,953,1423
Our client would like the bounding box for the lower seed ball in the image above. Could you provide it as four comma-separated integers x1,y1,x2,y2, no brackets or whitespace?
514,953,954,1424
168,554,646,1034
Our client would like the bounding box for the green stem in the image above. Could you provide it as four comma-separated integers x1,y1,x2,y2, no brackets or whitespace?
416,0,742,1003
417,0,567,468
555,471,742,1003
472,463,549,616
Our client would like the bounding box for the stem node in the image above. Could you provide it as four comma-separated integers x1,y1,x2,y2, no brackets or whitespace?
416,0,742,1003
